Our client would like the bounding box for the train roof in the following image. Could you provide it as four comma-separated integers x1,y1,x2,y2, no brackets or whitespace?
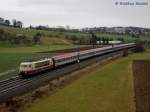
53,46,112,60
20,62,32,65
20,43,135,64
53,43,135,60
21,58,52,65
53,52,78,60
32,58,52,64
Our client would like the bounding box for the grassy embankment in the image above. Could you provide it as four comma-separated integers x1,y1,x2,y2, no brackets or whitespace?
24,50,150,112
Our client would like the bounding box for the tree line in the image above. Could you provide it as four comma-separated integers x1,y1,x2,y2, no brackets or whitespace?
0,17,80,33
0,17,23,28
0,28,42,45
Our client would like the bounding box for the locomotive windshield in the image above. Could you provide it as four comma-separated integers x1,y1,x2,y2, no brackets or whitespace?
20,63,32,68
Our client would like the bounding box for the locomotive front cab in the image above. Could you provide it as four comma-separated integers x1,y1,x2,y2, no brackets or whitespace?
19,62,33,75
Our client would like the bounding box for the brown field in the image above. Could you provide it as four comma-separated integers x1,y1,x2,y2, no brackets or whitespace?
133,60,150,112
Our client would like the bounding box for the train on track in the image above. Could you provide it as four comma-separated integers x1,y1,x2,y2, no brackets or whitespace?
19,43,135,77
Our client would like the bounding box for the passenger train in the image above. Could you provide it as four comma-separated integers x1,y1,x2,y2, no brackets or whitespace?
19,43,135,77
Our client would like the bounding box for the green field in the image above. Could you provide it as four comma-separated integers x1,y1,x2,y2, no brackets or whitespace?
24,50,150,112
0,45,78,53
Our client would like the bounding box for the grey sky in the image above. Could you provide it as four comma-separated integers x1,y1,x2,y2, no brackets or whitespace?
0,0,149,28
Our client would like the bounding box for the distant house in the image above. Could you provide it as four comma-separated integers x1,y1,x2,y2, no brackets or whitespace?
114,27,126,34
16,21,23,28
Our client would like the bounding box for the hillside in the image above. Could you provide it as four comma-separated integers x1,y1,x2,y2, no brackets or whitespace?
0,25,75,46
0,24,150,53
0,25,150,48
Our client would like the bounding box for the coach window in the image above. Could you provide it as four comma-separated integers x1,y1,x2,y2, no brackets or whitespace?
21,65,28,68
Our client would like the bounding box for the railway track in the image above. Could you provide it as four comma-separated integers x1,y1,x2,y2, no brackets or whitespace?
0,47,134,102
0,76,20,88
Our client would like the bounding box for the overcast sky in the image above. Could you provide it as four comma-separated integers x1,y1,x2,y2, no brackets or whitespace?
0,0,149,28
